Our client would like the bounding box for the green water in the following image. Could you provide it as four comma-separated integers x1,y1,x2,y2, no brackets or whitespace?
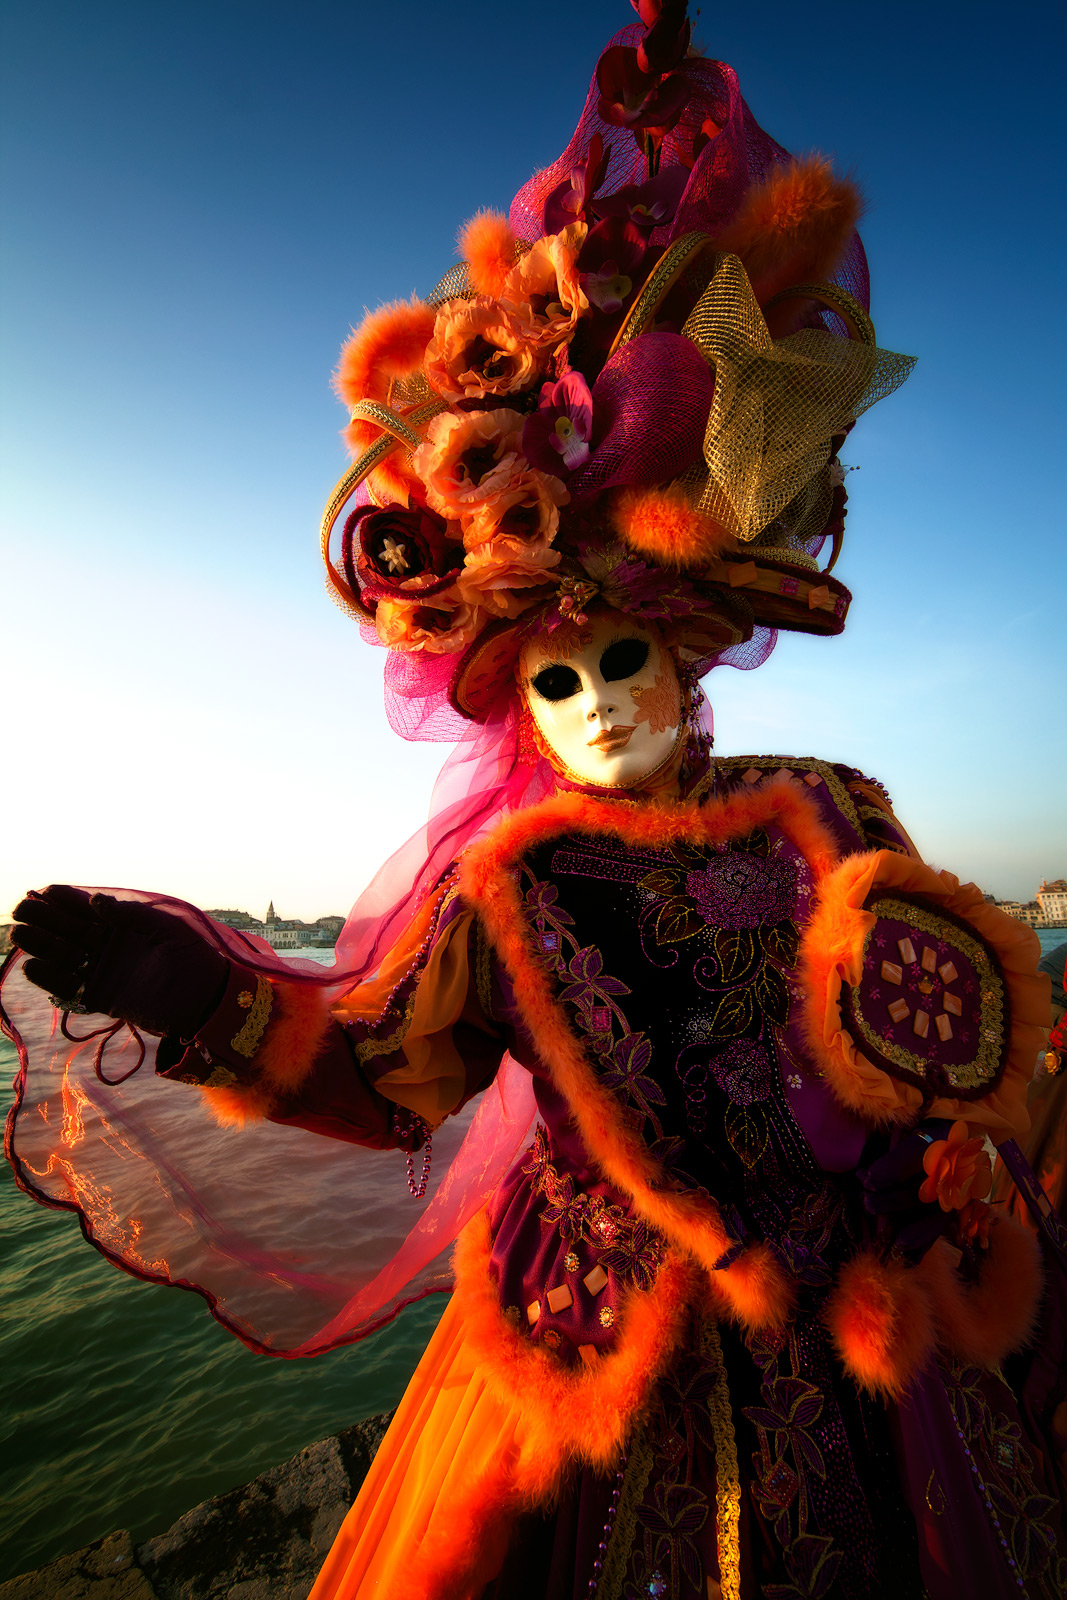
0,1031,444,1581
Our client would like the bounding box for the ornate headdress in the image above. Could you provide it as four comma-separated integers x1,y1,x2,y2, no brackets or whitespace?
321,2,913,735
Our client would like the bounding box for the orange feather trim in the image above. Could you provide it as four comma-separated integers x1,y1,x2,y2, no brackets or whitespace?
461,777,843,1331
714,155,863,313
334,297,437,410
611,486,736,569
823,1250,936,1398
917,1219,1042,1369
201,980,334,1128
459,210,519,299
798,850,1044,1139
334,297,437,500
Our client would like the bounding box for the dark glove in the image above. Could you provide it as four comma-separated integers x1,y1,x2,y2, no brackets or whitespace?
858,1119,954,1261
11,885,228,1038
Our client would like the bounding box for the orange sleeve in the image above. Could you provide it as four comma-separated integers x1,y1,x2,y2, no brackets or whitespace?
331,898,502,1128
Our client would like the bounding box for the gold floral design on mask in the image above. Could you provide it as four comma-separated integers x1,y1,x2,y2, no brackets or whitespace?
630,670,681,734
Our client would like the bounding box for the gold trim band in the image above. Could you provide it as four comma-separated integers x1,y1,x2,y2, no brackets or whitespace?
320,397,447,620
608,233,717,357
762,281,876,345
348,399,427,452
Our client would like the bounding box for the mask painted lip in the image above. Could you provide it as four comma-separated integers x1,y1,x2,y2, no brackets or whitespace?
587,725,637,751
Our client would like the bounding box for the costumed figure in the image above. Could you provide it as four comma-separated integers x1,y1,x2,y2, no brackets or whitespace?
5,6,1067,1596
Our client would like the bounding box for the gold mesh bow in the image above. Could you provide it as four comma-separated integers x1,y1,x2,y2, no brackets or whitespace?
679,253,914,542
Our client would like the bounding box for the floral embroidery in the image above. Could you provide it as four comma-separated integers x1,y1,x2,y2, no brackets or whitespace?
709,1038,773,1105
523,1127,665,1290
941,1363,1066,1599
522,870,686,1176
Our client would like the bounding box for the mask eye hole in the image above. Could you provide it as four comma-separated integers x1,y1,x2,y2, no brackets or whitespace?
531,665,582,702
600,638,649,682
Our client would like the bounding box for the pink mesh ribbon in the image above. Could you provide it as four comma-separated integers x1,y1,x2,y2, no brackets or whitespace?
568,332,714,502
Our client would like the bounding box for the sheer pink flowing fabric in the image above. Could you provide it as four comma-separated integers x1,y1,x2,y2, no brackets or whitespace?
1,707,548,1357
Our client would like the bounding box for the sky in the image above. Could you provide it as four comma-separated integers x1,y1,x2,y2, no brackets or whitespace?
1,0,1064,922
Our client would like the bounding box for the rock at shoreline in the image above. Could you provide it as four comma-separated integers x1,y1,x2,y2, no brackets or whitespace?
1,1415,393,1600
0,1532,154,1600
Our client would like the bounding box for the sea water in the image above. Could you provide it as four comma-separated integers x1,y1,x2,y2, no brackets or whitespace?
2,930,1065,1579
0,949,445,1581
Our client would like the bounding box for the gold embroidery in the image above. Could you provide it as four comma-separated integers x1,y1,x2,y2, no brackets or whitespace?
236,990,254,1009
597,1425,656,1600
354,991,417,1066
924,1469,946,1517
230,974,273,1059
702,1319,742,1600
201,1063,239,1089
474,918,495,1022
852,895,1006,1090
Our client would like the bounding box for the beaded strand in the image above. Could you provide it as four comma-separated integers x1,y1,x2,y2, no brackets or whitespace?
946,1405,1028,1595
587,1461,627,1596
379,870,458,1023
407,1117,432,1199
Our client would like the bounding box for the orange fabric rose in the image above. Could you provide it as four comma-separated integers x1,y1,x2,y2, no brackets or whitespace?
424,297,545,401
503,224,589,347
460,470,567,553
918,1120,993,1213
412,409,527,522
456,537,561,618
955,1197,994,1247
374,593,484,654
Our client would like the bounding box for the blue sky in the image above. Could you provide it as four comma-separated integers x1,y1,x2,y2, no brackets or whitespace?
2,0,1064,920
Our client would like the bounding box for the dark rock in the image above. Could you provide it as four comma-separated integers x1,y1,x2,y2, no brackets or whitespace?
137,1414,394,1600
0,1530,157,1600
2,1414,395,1600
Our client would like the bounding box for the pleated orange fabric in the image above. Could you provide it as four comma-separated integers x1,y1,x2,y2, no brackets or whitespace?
307,1293,522,1600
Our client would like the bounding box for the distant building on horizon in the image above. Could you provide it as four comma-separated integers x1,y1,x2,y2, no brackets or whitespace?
204,903,344,948
1037,879,1067,927
995,877,1067,929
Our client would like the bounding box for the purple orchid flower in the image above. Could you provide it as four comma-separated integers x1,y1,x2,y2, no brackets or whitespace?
576,217,650,314
522,370,594,477
593,165,690,231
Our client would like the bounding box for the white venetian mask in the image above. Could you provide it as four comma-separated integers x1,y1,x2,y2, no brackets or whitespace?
520,610,682,789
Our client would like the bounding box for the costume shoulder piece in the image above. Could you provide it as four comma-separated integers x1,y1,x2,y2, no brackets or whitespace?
714,753,915,855
800,849,1048,1139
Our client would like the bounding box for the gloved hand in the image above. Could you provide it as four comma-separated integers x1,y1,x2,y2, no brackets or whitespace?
858,1119,954,1261
11,885,229,1039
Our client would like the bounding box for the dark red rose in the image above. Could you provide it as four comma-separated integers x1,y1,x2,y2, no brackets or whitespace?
636,1,690,74
342,503,462,602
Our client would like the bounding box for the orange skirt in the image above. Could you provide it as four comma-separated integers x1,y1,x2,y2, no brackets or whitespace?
308,1293,525,1600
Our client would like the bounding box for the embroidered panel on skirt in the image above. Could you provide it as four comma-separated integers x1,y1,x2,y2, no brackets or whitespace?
487,1124,667,1364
